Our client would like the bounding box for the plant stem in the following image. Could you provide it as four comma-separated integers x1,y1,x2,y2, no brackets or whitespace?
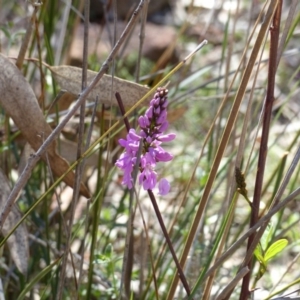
239,1,282,299
115,92,131,132
147,190,192,298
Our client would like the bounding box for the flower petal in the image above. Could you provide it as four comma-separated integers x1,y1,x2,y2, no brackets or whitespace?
138,116,150,128
128,129,141,141
155,151,173,162
158,133,176,142
158,121,168,133
158,178,170,195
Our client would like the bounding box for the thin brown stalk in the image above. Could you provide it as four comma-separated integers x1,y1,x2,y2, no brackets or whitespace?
16,2,41,69
147,190,192,298
56,0,90,297
202,3,244,298
115,92,131,131
216,267,250,300
222,0,241,204
112,0,117,46
239,1,282,298
224,0,241,90
64,0,85,65
135,0,148,82
54,0,72,65
202,195,239,300
121,196,137,299
77,97,99,293
276,0,298,67
167,2,278,299
217,23,269,300
77,198,90,298
34,6,45,107
136,197,159,300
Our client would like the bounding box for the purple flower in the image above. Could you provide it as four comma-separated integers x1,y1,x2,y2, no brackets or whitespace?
154,147,173,162
115,87,175,195
158,178,170,195
158,133,176,142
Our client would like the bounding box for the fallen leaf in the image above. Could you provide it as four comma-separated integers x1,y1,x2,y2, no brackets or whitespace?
57,139,99,167
50,65,150,107
167,106,187,123
0,169,28,275
0,54,89,198
47,90,77,115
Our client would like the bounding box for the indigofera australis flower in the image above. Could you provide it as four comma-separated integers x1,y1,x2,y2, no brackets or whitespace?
115,87,175,195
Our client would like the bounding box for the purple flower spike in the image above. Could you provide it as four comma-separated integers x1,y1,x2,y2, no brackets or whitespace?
115,87,176,195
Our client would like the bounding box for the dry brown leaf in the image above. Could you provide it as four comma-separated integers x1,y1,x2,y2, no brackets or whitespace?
167,106,187,123
57,139,99,167
0,169,29,275
0,54,89,198
50,65,150,107
47,90,77,115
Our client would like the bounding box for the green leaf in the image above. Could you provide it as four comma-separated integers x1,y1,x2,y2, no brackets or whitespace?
253,243,268,286
0,26,11,38
104,243,113,258
264,239,288,262
260,222,274,251
254,243,265,264
16,258,61,300
94,254,111,264
256,261,267,282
